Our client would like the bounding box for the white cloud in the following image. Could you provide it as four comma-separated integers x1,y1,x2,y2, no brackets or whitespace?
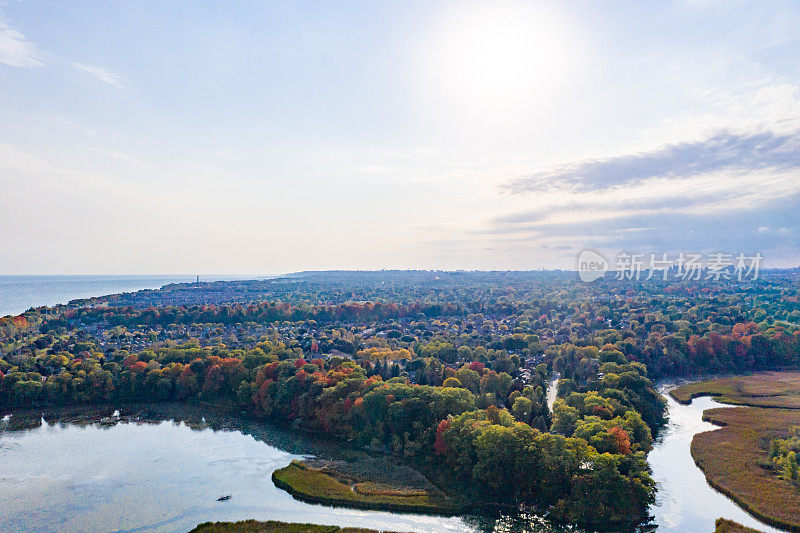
71,62,126,88
0,19,43,67
90,147,151,167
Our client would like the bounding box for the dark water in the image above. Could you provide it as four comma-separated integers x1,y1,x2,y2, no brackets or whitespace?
0,275,253,317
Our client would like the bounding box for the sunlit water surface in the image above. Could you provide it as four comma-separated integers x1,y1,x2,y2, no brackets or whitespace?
648,387,783,533
546,374,560,413
0,408,567,533
0,388,789,533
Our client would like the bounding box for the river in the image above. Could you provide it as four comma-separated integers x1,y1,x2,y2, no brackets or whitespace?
648,386,783,533
546,374,560,412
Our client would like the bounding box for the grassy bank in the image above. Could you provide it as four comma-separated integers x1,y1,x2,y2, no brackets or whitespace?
672,372,800,532
272,460,462,515
670,371,800,408
714,518,763,533
190,519,395,532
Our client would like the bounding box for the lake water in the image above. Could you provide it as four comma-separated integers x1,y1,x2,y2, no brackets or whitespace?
0,406,573,533
0,275,254,317
0,407,474,533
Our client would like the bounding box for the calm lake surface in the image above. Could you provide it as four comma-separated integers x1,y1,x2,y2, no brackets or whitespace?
0,275,255,317
0,406,568,533
0,390,787,532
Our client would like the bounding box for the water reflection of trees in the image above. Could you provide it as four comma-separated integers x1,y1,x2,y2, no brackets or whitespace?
1,402,348,458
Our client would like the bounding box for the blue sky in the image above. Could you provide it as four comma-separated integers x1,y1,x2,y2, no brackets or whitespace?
1,1,798,274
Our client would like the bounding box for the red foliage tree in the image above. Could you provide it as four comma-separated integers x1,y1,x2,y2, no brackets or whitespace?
129,361,148,373
609,426,632,454
468,361,485,374
202,364,224,393
435,419,451,455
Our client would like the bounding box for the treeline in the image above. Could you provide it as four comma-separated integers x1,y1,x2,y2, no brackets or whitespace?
440,408,654,524
40,301,468,331
580,322,800,379
436,353,663,524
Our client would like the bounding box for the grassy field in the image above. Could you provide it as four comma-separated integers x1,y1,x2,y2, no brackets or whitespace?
671,373,800,531
272,460,460,515
714,518,763,533
670,372,800,408
189,519,395,532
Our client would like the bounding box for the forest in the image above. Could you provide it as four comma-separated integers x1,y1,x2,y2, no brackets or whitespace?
1,269,799,527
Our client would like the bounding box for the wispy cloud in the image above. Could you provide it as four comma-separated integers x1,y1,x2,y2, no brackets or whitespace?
71,62,126,88
515,194,800,253
472,121,800,266
504,129,800,194
0,19,43,67
0,19,128,90
90,147,150,167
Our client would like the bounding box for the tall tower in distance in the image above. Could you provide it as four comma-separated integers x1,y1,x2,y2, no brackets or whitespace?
196,274,199,283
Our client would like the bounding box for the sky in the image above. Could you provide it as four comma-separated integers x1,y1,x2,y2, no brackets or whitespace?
0,0,798,274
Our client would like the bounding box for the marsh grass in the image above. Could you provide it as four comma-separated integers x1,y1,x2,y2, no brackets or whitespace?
714,518,764,533
672,372,800,531
272,460,460,514
671,372,800,408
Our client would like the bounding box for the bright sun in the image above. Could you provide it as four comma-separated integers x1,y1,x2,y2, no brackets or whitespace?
423,1,580,114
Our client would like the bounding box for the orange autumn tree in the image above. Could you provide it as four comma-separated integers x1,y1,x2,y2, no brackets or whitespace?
609,426,632,455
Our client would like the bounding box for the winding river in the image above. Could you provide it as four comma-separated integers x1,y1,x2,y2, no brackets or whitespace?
0,390,790,533
648,386,783,533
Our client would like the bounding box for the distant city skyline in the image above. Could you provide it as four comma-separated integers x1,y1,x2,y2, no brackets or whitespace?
1,1,798,273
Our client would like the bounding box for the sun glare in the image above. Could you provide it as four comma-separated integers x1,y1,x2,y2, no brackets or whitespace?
423,1,580,114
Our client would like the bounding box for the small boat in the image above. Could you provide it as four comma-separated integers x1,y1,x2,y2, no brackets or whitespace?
99,410,122,426
216,494,231,501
